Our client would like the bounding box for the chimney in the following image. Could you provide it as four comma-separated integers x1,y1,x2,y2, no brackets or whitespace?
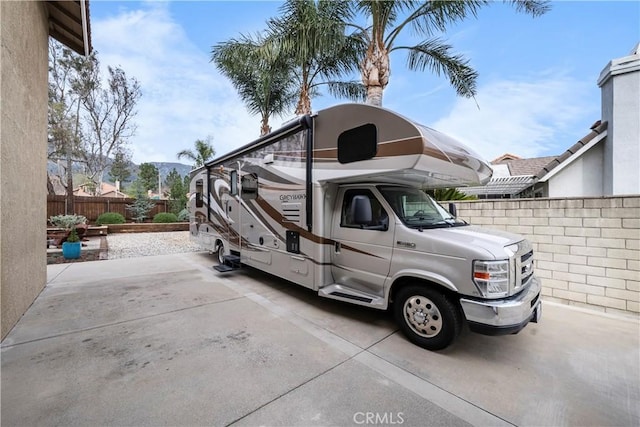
597,43,640,196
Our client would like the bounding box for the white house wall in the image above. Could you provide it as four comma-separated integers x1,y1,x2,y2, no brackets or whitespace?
599,46,640,196
548,143,604,198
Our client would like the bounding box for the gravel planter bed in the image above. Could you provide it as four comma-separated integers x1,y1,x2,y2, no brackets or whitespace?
106,231,205,260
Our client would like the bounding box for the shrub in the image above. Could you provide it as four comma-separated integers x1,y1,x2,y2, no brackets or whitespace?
96,212,126,226
126,198,156,223
49,214,87,229
153,212,178,223
66,228,80,243
177,208,189,222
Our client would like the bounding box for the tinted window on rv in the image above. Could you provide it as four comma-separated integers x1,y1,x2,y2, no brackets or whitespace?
230,170,238,196
241,173,258,200
195,180,203,208
341,189,388,231
338,124,377,164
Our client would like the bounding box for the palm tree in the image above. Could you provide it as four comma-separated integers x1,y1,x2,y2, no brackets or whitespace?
177,137,216,168
212,33,297,136
352,0,551,106
264,0,366,115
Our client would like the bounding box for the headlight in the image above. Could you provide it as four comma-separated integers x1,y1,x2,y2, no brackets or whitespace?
473,260,509,298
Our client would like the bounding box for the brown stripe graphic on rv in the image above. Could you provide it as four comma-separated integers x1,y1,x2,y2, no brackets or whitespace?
311,137,448,162
254,197,385,259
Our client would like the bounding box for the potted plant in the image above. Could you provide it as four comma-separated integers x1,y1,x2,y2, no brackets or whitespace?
62,227,82,259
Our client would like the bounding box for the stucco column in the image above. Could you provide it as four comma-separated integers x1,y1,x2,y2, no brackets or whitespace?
597,44,640,196
1,1,49,339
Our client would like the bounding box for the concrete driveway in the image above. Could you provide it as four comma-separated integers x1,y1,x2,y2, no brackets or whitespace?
2,252,638,426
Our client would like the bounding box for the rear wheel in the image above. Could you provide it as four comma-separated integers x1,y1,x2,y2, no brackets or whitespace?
215,242,225,264
394,286,462,351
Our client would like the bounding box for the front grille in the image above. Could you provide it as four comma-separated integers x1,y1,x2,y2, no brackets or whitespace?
521,249,534,286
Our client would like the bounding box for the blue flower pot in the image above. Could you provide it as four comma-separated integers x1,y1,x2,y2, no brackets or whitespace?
62,241,81,259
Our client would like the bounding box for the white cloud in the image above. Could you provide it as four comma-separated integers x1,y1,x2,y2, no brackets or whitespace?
430,75,598,161
92,2,263,164
92,3,600,169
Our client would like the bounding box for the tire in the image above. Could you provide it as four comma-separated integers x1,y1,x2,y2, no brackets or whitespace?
394,285,462,351
215,242,225,265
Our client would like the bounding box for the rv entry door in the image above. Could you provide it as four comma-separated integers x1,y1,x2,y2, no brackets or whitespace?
221,169,241,253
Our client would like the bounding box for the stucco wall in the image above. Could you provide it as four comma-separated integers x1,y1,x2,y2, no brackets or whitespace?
599,49,640,196
1,2,49,339
455,197,639,318
548,143,604,198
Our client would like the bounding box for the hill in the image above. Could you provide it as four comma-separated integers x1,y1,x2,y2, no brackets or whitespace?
47,160,193,185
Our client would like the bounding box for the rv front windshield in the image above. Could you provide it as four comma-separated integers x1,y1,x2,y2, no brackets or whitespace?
378,186,467,229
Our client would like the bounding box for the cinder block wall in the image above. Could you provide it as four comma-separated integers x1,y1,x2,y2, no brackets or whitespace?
454,196,639,317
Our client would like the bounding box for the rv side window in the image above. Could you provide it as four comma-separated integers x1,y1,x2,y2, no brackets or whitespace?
337,123,377,164
341,189,388,231
230,170,238,196
195,180,203,208
241,173,258,200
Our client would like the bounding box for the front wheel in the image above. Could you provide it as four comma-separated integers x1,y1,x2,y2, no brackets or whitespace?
394,286,462,351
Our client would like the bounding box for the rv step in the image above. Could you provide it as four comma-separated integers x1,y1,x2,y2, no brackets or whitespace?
318,284,386,308
223,254,241,268
213,264,236,273
213,254,242,273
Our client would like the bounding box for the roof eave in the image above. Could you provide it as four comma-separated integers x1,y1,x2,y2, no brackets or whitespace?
46,0,92,56
536,121,608,181
538,129,608,183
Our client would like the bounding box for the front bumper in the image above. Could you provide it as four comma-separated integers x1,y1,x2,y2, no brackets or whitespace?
460,276,542,336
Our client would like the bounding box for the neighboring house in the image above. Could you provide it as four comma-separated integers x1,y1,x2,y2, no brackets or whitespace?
74,181,129,198
463,44,640,199
1,1,92,340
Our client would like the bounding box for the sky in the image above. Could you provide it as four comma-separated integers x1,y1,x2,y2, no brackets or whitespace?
88,0,640,165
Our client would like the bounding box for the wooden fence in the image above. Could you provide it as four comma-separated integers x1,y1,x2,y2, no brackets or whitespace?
47,195,171,223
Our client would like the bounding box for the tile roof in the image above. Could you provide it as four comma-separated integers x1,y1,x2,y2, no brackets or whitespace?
494,156,559,176
463,120,608,196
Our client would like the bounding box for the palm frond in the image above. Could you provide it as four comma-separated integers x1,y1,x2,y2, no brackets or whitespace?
507,0,551,17
323,81,367,102
402,38,478,98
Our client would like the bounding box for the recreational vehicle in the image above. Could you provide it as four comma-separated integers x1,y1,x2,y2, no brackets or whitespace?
188,103,541,350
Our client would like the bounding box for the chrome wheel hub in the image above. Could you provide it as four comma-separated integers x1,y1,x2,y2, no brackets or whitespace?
403,295,443,338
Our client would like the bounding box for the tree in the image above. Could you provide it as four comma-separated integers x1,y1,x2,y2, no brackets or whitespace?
73,56,141,194
426,187,477,201
177,137,216,168
48,41,86,211
48,40,141,197
126,198,156,223
352,0,550,106
137,163,159,193
108,148,132,184
264,0,366,115
212,34,298,135
165,168,188,214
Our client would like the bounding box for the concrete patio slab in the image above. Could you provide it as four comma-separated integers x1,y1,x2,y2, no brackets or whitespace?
2,251,639,427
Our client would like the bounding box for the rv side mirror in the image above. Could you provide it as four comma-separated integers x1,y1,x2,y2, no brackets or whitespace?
448,203,457,217
352,195,372,225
